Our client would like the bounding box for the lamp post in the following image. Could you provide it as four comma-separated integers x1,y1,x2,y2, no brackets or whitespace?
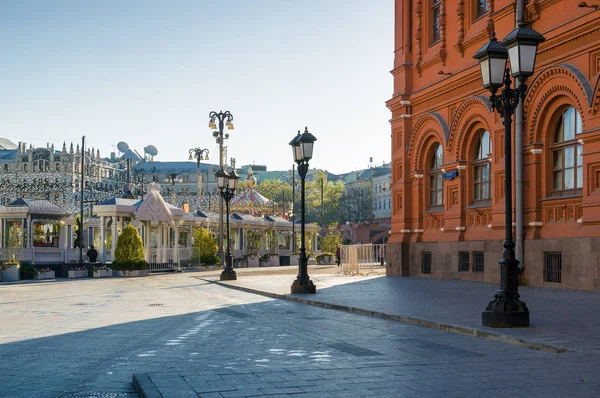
289,127,317,294
209,110,234,268
216,166,240,281
188,147,210,212
474,24,545,328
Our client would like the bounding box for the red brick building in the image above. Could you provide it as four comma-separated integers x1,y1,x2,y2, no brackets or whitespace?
386,0,600,290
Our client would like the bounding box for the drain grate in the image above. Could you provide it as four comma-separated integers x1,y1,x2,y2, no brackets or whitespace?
148,303,164,307
56,392,128,398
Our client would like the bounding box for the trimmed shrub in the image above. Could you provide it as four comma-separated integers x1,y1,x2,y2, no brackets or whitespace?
191,227,219,265
113,224,147,269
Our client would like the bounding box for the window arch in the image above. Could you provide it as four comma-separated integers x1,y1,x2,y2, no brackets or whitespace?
473,130,492,201
551,107,583,194
428,144,444,207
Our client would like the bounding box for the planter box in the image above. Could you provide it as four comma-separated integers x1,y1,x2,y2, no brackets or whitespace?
68,270,88,279
317,255,333,265
268,256,280,266
197,265,221,271
289,255,300,266
1,264,20,282
114,270,150,277
93,269,113,278
35,270,55,280
247,256,260,267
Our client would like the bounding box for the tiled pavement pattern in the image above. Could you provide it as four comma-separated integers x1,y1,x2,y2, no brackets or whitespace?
0,269,598,398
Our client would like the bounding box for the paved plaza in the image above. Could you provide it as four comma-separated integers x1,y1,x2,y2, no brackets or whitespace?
0,267,599,397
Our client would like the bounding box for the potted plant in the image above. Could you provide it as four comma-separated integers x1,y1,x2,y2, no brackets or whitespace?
246,230,262,267
112,224,149,277
1,223,23,282
259,253,270,267
316,253,334,265
68,264,88,279
92,264,113,278
35,267,55,280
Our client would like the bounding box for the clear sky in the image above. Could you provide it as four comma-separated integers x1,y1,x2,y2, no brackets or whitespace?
0,0,393,175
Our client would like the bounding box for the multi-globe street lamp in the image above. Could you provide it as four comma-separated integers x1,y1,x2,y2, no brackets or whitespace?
188,147,210,211
289,127,317,294
215,167,240,281
209,110,234,268
474,24,545,328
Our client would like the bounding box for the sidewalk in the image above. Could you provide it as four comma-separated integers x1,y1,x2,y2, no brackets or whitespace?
200,266,600,355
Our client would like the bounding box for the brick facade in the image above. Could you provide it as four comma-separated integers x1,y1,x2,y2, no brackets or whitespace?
386,0,600,290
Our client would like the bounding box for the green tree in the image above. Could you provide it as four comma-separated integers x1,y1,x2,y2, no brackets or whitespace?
5,223,23,264
320,223,342,255
335,181,373,224
191,226,219,265
114,224,147,269
73,216,83,248
304,170,344,225
246,229,263,256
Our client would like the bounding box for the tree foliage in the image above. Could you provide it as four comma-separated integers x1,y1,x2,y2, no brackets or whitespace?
320,223,342,255
304,170,344,225
191,226,219,265
335,181,373,224
256,179,293,206
5,223,23,264
114,224,146,268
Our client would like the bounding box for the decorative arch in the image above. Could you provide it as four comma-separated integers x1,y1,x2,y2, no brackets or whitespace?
408,112,448,170
524,64,592,144
447,95,492,160
592,73,600,115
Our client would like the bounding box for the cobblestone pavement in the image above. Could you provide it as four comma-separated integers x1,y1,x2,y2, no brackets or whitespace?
0,270,599,397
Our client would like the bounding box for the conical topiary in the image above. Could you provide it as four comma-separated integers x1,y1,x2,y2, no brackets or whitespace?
114,224,147,269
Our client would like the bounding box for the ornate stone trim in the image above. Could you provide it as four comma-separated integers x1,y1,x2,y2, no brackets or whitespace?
416,0,423,76
455,0,465,56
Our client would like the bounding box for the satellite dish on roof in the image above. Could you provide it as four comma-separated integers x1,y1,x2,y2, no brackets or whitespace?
117,142,129,153
144,145,158,156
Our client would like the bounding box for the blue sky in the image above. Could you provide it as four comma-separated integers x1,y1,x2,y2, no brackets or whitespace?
0,0,393,174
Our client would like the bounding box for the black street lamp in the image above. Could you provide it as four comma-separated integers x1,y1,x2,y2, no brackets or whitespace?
189,147,209,212
216,167,240,281
474,24,545,328
289,127,317,294
209,110,234,269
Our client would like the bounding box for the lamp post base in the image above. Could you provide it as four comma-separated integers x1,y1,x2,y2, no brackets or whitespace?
291,279,316,294
482,308,529,328
220,269,237,281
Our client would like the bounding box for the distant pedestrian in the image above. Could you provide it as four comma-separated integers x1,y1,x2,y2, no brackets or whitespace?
335,244,341,266
87,245,98,263
379,245,385,267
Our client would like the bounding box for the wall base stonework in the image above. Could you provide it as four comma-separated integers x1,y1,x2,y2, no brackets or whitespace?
387,237,600,291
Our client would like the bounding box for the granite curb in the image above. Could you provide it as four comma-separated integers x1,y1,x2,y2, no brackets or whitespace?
200,277,573,354
132,373,163,398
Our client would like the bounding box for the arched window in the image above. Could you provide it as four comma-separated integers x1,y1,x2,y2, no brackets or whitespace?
552,107,583,193
429,144,444,207
473,130,492,201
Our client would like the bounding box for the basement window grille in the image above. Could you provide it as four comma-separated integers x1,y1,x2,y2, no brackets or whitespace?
459,251,470,272
473,251,484,272
422,252,432,274
544,252,562,283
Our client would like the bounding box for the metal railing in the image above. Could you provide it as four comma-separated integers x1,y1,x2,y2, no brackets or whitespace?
338,243,386,276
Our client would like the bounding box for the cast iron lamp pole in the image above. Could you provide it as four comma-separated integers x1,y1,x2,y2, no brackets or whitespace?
474,24,545,328
216,167,240,281
289,127,317,294
209,110,234,269
189,147,210,212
